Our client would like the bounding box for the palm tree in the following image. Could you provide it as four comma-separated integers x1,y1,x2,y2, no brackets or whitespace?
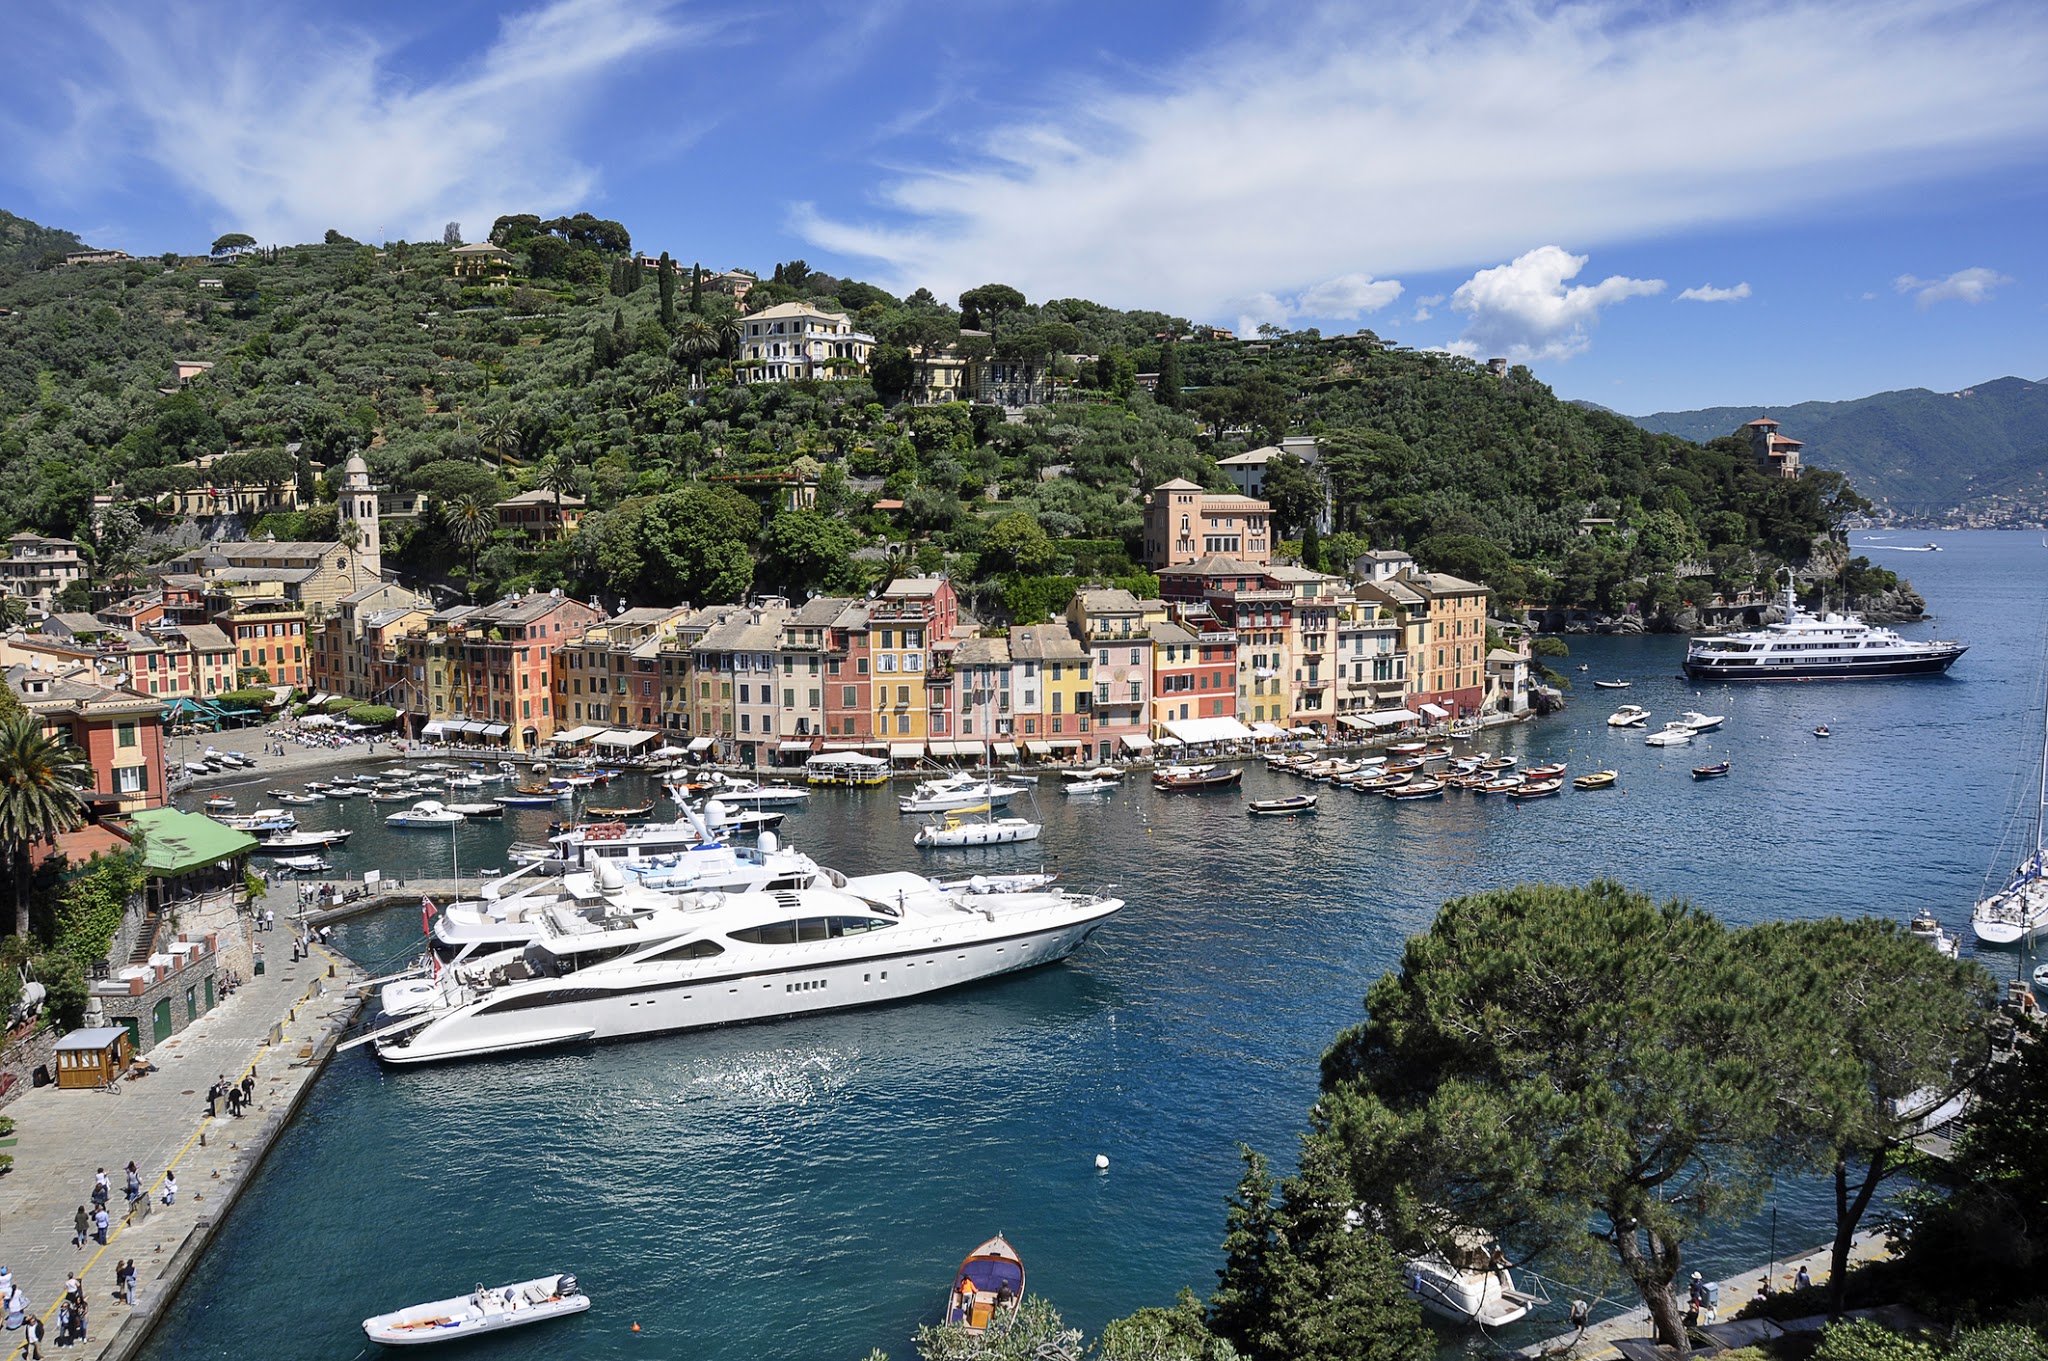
337,518,363,594
669,315,717,388
715,312,743,365
538,456,578,525
480,411,521,469
0,595,29,631
446,494,495,592
0,713,93,940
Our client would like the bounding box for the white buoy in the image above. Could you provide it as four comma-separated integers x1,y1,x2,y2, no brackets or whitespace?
1095,1154,1110,1170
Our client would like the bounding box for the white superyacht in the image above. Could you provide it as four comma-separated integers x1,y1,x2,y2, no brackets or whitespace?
1682,570,1966,682
362,869,1123,1065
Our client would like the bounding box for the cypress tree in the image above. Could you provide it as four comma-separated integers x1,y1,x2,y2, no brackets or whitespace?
658,252,675,332
1157,337,1184,410
1301,520,1323,572
689,260,702,313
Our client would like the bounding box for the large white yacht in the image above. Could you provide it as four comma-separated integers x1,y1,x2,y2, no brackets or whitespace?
436,833,829,957
362,870,1124,1065
1683,572,1966,682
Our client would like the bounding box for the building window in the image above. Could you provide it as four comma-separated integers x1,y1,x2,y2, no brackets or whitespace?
117,722,137,749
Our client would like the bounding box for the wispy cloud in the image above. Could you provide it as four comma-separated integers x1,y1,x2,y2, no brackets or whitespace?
26,0,700,245
797,1,2048,326
1235,272,1403,337
1894,266,2012,306
1446,247,1664,362
1678,282,1753,303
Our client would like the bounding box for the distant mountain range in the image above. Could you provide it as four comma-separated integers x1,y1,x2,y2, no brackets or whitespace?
1632,376,2048,525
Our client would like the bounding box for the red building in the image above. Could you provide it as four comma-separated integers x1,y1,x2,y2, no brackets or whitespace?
1150,608,1238,732
820,601,876,748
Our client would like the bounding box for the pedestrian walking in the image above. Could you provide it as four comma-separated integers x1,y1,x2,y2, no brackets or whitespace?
117,1261,135,1306
22,1311,41,1359
160,1171,176,1206
72,1206,89,1248
124,1162,140,1206
91,1169,109,1207
205,1080,220,1118
6,1282,27,1328
71,1297,85,1345
263,908,274,933
53,1302,70,1349
92,1208,108,1246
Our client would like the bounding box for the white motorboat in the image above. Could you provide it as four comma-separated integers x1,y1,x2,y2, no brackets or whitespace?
914,807,1042,848
1605,704,1650,728
1973,691,2048,947
898,774,1026,814
446,802,504,818
362,871,1123,1065
1907,913,1960,958
1403,1239,1538,1328
443,835,831,958
249,828,354,853
686,777,811,808
388,800,466,828
1062,778,1118,795
1644,723,1695,747
274,791,324,805
1676,710,1726,733
693,798,785,835
1060,766,1123,782
273,854,332,874
362,1272,587,1346
1684,569,1966,681
220,808,297,833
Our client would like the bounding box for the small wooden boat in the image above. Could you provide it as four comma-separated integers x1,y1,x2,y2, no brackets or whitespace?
363,1272,587,1347
947,1237,1024,1334
497,792,566,808
1387,741,1428,756
1508,779,1564,800
1572,770,1618,790
1384,779,1446,801
1359,772,1413,791
584,800,655,819
1063,778,1118,795
1248,795,1318,817
1593,679,1631,689
1474,776,1525,796
1479,756,1517,772
1814,725,1831,738
1383,760,1424,776
1152,764,1242,793
1522,763,1567,780
1692,761,1731,781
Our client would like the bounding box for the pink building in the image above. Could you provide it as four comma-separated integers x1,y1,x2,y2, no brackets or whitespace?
1142,479,1272,570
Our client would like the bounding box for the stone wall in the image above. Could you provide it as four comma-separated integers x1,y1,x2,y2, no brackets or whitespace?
0,1025,59,1110
92,932,223,1057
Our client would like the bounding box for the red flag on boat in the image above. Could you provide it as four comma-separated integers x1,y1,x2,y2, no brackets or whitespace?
421,896,436,931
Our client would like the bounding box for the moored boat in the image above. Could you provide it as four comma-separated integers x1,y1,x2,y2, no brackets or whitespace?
1644,723,1694,747
1814,724,1832,738
362,1273,587,1346
1571,770,1618,790
915,806,1042,848
1972,688,2048,947
1521,762,1566,780
1248,795,1317,817
388,800,466,828
947,1237,1024,1334
203,794,236,812
1606,705,1650,728
1677,710,1726,733
1593,679,1631,689
249,827,354,853
1383,779,1445,801
1062,778,1118,796
1152,764,1242,793
1507,779,1563,800
583,800,655,820
1683,569,1966,681
1907,913,1960,958
1692,761,1731,780
1403,1237,1537,1328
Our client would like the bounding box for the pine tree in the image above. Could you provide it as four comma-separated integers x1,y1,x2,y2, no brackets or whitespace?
658,252,676,332
1158,337,1184,410
1208,1147,1278,1354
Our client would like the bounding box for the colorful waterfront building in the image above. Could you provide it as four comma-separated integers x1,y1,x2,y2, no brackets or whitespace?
1150,608,1238,738
687,602,794,768
309,583,431,705
818,601,878,753
407,592,602,750
1006,621,1091,760
1357,569,1491,720
867,578,961,759
552,606,693,741
1065,588,1161,762
6,662,167,812
954,634,1013,762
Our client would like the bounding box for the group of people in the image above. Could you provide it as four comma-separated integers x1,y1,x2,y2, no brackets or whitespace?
5,1249,145,1355
207,1072,256,1119
289,925,332,962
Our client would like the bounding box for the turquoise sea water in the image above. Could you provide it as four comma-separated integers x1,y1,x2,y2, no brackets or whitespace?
144,531,2048,1361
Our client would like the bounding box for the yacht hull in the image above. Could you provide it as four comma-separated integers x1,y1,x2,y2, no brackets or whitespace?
376,908,1117,1066
1682,649,1965,681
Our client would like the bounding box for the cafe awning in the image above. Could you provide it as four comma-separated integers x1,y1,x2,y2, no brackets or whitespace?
1024,740,1052,755
929,740,985,757
420,719,451,738
1120,734,1154,751
1250,721,1286,739
686,736,715,753
595,729,657,749
552,724,606,744
1161,716,1254,744
888,742,924,760
991,741,1018,758
1419,703,1451,720
777,740,814,753
1336,714,1369,730
1361,709,1418,729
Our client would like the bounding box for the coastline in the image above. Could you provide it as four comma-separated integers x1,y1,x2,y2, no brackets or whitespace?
0,912,363,1361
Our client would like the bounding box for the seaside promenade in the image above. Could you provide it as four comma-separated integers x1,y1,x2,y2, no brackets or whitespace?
0,909,363,1361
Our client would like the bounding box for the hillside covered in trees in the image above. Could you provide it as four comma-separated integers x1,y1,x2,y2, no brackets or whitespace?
0,210,1893,622
1636,375,2048,526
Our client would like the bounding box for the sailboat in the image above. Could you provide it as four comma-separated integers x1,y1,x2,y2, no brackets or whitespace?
1971,694,2048,947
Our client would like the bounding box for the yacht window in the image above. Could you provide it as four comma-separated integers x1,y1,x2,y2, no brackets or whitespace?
834,916,893,935
649,938,725,962
796,917,831,942
729,921,798,945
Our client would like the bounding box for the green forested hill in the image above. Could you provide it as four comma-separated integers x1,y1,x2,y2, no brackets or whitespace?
0,209,1881,620
0,209,86,275
1635,376,2048,524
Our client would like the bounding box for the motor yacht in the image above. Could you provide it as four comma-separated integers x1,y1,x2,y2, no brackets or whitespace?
387,800,466,828
898,774,1028,814
359,870,1124,1065
1644,723,1695,747
1403,1240,1539,1327
1683,570,1966,681
1605,704,1650,728
1676,710,1726,733
1908,913,1960,958
675,776,811,808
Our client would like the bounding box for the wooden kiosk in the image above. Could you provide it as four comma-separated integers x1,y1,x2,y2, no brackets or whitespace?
53,1027,133,1089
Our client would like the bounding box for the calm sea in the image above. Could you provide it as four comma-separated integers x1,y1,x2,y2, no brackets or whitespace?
143,531,2048,1361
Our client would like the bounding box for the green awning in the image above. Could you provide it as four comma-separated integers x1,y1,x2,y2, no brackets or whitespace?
122,807,258,876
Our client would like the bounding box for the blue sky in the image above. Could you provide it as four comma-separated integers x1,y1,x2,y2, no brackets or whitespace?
5,0,2046,413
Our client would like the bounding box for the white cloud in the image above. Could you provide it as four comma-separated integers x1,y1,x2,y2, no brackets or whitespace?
1894,267,2013,306
39,0,698,244
1678,282,1753,302
1446,247,1663,361
796,1,2048,327
1229,273,1401,339
1411,293,1445,323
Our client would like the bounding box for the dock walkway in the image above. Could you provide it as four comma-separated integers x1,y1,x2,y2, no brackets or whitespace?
1516,1231,1892,1358
0,903,363,1361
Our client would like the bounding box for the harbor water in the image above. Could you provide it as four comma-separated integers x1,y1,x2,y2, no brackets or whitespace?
144,531,2048,1360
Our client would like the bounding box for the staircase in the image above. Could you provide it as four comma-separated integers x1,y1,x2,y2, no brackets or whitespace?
126,908,165,968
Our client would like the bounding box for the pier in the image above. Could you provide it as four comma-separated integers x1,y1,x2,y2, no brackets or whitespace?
0,914,363,1361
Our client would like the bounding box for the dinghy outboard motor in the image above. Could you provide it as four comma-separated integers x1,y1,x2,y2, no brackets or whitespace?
557,1275,580,1298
